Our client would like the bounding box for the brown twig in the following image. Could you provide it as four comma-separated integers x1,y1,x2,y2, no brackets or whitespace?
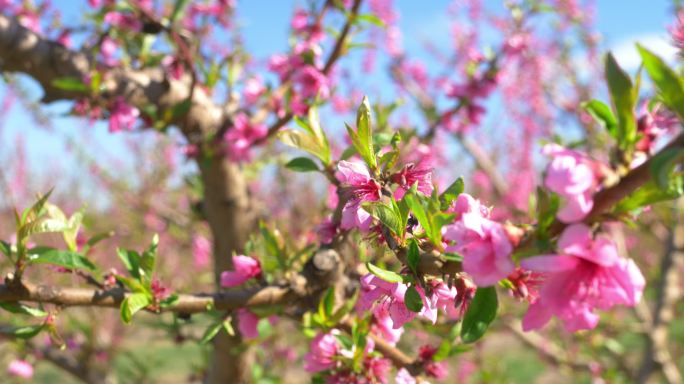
637,199,684,384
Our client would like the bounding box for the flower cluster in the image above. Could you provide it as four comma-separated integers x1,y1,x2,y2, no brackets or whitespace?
442,193,514,286
521,224,645,331
543,143,600,223
223,113,267,162
303,329,392,382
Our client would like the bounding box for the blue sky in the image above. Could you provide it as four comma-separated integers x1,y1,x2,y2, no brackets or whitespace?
0,0,678,204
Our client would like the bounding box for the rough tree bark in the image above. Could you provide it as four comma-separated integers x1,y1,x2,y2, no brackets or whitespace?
200,159,257,383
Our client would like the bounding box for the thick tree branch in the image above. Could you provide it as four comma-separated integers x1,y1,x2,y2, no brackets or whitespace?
0,13,226,138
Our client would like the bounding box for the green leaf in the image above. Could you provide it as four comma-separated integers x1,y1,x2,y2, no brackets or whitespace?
614,176,684,213
0,324,45,339
363,202,402,237
117,248,141,279
27,247,96,272
169,0,191,24
285,157,320,172
355,14,385,27
536,187,560,237
350,96,377,170
637,44,684,121
460,286,498,343
83,231,114,253
443,252,464,262
433,339,452,361
200,321,225,345
650,148,684,190
171,99,192,120
0,303,47,317
120,293,151,324
404,286,423,312
366,262,403,283
222,318,235,336
406,238,420,275
605,52,637,149
52,77,89,93
278,130,331,164
440,177,465,210
139,234,158,278
318,287,336,321
403,192,432,239
583,99,618,138
0,240,11,258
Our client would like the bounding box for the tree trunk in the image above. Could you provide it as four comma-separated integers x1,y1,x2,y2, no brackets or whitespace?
199,158,256,384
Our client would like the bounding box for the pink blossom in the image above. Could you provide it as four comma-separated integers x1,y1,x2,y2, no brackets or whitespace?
391,163,433,199
161,56,184,80
268,53,291,80
103,11,141,30
418,345,449,379
108,98,139,133
220,255,261,287
224,113,267,162
304,330,340,372
636,102,678,153
336,160,382,231
7,360,33,379
243,76,265,104
395,368,416,384
358,274,415,328
237,309,259,339
443,194,514,286
101,37,119,66
57,29,72,48
521,224,645,332
366,357,392,383
192,235,211,268
291,9,309,32
294,66,330,99
371,306,404,345
670,11,684,56
315,217,338,245
543,144,598,223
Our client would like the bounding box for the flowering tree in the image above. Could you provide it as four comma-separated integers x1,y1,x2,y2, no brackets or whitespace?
1,0,684,383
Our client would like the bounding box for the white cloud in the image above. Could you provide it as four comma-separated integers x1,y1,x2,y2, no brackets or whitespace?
610,32,678,71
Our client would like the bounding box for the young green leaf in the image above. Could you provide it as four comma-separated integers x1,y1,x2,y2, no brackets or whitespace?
605,52,637,149
614,177,684,213
0,240,11,258
406,238,420,275
440,177,465,210
200,320,225,345
350,96,377,170
649,148,684,190
278,130,331,164
0,324,45,339
637,44,684,121
285,157,320,172
0,303,48,317
366,262,404,283
120,293,151,324
363,202,402,237
404,286,423,312
27,247,97,272
460,286,498,343
582,99,618,138
51,77,89,93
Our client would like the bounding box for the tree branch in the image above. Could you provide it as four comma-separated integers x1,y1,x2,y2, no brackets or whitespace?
637,199,684,384
0,13,225,138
